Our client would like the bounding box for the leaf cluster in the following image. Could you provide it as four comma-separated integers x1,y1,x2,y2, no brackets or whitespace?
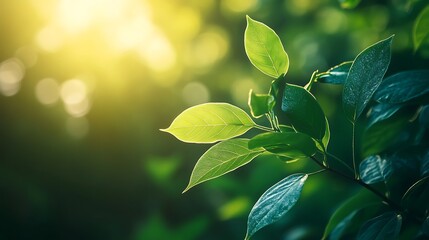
162,15,429,239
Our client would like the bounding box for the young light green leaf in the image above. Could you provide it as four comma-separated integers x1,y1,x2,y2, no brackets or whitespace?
321,117,331,151
248,132,317,158
161,103,255,143
373,70,429,104
359,155,393,184
413,6,429,51
357,212,402,240
245,16,289,78
322,190,380,239
183,139,264,193
317,61,352,85
282,84,326,140
248,89,275,118
339,0,361,9
343,36,393,122
245,173,308,240
366,103,402,129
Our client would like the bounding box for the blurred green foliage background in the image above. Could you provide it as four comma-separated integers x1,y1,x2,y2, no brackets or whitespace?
0,0,428,239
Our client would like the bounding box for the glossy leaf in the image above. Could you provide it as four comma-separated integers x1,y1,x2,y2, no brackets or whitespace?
317,61,352,84
323,190,379,239
245,16,289,78
339,0,361,9
413,6,429,51
183,139,264,192
422,150,429,176
401,176,429,207
423,217,429,236
420,105,429,128
248,90,275,118
357,212,402,240
248,132,317,158
343,36,393,122
374,70,429,104
245,173,308,239
161,103,255,143
366,103,402,129
282,84,326,140
359,155,393,184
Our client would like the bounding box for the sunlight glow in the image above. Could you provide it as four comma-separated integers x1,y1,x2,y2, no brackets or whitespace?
66,116,89,139
35,78,60,105
0,58,25,97
60,79,91,117
182,82,210,106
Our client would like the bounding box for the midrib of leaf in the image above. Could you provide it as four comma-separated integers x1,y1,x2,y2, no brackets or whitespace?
198,151,255,180
253,26,280,76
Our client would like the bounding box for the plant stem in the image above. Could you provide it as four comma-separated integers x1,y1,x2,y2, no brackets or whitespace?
254,124,274,132
310,156,423,223
352,122,358,179
308,169,326,176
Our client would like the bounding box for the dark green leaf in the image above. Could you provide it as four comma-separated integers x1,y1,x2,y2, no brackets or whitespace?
161,103,255,143
366,103,402,129
374,70,429,104
343,36,393,122
359,155,393,184
317,61,352,84
248,132,317,159
329,204,383,240
413,6,429,51
362,115,409,157
423,217,429,236
422,150,429,176
357,212,402,240
420,105,429,128
282,84,326,140
323,190,380,239
245,16,289,78
339,0,361,9
248,90,275,118
183,139,264,192
245,173,308,240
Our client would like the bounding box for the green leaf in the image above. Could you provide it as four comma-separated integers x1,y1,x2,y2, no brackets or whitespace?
343,36,393,122
321,117,331,151
183,139,264,193
357,212,402,240
323,190,380,239
339,0,361,9
423,217,429,236
413,6,429,51
161,103,255,143
401,176,429,207
366,103,402,129
245,173,308,240
422,149,429,176
359,155,393,184
245,16,289,78
248,89,275,118
248,132,317,159
282,84,326,140
317,61,352,85
374,70,429,104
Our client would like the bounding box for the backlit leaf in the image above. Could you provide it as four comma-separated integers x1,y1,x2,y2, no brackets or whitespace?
374,70,429,104
183,139,264,192
245,16,289,78
245,173,308,239
339,0,361,9
413,6,429,51
248,132,317,158
343,36,393,122
161,103,255,143
282,84,326,140
248,89,275,118
359,155,393,184
357,212,402,240
317,61,352,84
